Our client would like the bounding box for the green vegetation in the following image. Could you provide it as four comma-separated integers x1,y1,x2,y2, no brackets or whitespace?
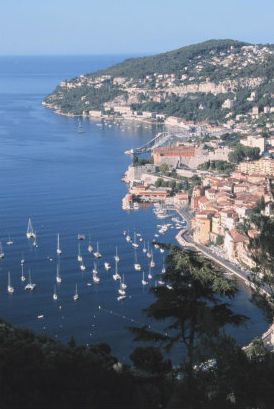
198,159,235,173
228,144,260,163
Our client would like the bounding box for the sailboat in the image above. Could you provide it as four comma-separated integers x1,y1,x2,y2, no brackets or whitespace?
56,264,62,284
132,232,139,248
0,242,4,259
150,250,155,268
24,271,36,291
141,271,148,286
148,264,153,280
73,284,79,301
142,241,147,253
80,259,86,271
56,233,62,255
114,246,120,262
134,249,141,271
104,262,111,270
120,274,127,290
146,242,152,258
77,243,83,262
93,241,102,258
87,234,93,253
6,235,14,246
77,118,85,133
20,264,26,282
7,272,14,294
125,231,131,242
20,252,25,265
118,280,126,296
53,285,58,301
92,263,100,283
26,218,36,239
161,258,166,274
32,232,38,248
160,248,165,254
113,259,121,281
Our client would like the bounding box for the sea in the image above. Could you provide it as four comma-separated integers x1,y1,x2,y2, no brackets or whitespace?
0,55,269,361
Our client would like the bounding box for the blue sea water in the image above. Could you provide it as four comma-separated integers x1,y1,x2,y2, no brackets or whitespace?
0,55,269,361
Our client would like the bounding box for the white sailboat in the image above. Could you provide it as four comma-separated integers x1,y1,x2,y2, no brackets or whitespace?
146,242,152,259
92,262,98,274
134,249,141,271
20,252,25,265
80,260,86,271
142,241,147,253
26,218,36,239
118,280,126,296
87,234,93,253
132,232,139,248
73,284,79,301
125,232,131,243
7,272,14,294
113,259,121,281
56,233,62,255
20,264,26,282
32,232,38,248
148,265,153,280
104,262,111,270
114,246,120,262
6,235,14,246
120,274,127,290
56,264,62,284
53,285,58,301
160,248,165,254
161,258,166,274
24,271,36,291
141,271,148,286
92,263,100,283
93,241,102,258
150,250,155,268
0,242,4,259
77,243,83,262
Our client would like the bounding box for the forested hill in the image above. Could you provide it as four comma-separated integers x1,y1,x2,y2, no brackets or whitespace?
44,39,274,121
94,39,248,78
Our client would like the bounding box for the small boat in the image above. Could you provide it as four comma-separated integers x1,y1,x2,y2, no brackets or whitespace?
123,230,127,236
7,272,14,294
32,233,38,248
148,265,152,280
154,243,160,249
161,259,166,274
114,246,120,262
56,233,62,255
118,280,126,296
93,272,100,284
20,264,26,282
53,285,58,301
141,271,148,286
93,242,102,258
87,234,93,253
77,234,86,240
142,241,147,253
166,284,173,290
132,232,139,248
134,249,141,271
80,261,86,271
125,233,131,243
158,279,165,286
160,248,165,254
73,284,79,301
150,250,155,268
133,202,139,210
56,264,62,284
0,242,4,259
146,243,152,259
77,243,83,262
120,274,127,290
37,314,44,319
117,295,126,301
20,253,25,265
6,235,14,246
92,262,98,274
24,271,36,291
26,218,36,239
113,259,121,281
104,262,111,270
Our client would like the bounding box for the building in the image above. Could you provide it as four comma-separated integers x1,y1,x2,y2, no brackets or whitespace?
192,212,213,245
241,135,266,154
174,192,189,208
224,229,249,262
237,158,274,176
152,146,196,165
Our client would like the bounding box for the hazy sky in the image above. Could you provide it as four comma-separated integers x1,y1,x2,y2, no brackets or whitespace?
1,0,274,55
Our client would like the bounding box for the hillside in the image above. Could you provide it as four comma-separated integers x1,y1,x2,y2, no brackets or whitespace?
43,39,274,123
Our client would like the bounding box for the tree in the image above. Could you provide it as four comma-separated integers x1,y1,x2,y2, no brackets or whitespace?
130,347,171,375
159,163,169,175
129,248,247,395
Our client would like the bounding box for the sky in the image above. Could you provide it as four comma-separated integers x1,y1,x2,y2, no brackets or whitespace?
1,0,274,55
